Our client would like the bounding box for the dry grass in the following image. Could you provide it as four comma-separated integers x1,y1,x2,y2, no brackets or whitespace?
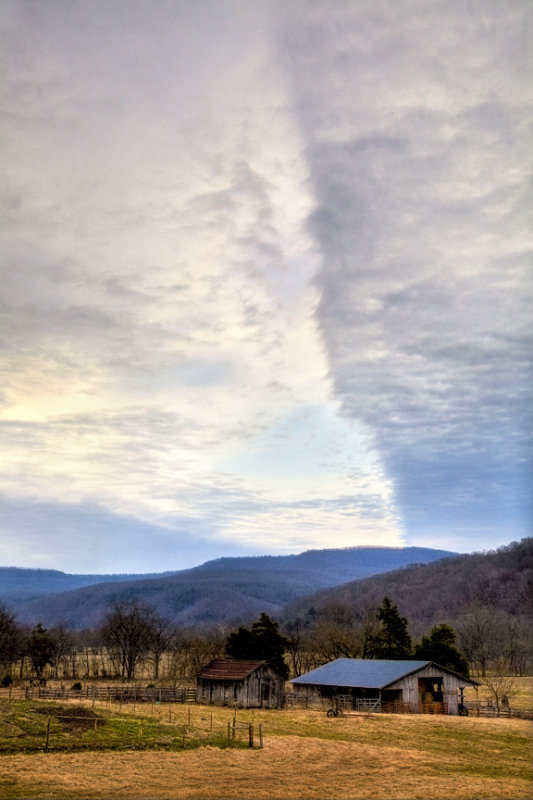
0,702,531,799
463,675,533,709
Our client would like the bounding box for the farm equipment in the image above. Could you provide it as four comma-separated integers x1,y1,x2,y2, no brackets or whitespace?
326,694,381,717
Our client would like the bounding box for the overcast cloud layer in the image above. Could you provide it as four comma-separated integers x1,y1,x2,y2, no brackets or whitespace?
1,0,531,573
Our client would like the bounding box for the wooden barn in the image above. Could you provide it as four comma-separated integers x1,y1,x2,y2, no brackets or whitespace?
291,659,478,715
196,659,286,708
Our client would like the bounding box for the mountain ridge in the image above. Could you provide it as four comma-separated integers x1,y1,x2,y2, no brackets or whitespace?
281,538,533,634
0,545,456,629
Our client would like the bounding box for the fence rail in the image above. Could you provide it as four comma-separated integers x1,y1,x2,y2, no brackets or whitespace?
21,685,197,703
464,700,532,719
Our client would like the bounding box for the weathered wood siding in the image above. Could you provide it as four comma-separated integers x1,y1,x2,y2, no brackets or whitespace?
387,663,467,714
197,665,285,708
291,664,472,714
291,684,322,706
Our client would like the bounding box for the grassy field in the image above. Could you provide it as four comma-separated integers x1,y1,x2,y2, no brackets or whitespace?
463,675,533,709
0,698,531,799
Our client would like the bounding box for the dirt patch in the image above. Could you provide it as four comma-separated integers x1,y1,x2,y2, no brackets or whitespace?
34,706,105,731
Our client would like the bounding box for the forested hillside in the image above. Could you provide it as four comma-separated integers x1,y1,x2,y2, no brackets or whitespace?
0,546,454,629
283,539,532,636
280,539,533,677
0,568,178,604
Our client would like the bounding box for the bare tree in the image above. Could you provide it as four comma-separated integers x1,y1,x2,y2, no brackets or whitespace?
99,600,155,680
49,624,76,679
457,608,532,678
182,628,225,678
148,613,175,680
282,618,305,677
482,659,518,716
457,608,497,677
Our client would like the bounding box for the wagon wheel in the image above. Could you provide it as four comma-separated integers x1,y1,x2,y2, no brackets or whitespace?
326,708,337,717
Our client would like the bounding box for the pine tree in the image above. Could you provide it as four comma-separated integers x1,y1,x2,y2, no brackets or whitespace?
26,624,58,678
414,623,469,675
366,597,412,659
225,613,289,678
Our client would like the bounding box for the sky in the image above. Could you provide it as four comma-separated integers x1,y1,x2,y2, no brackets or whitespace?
1,0,531,574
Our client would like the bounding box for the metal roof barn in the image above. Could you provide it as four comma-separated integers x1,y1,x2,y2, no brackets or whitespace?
291,659,477,715
292,659,433,689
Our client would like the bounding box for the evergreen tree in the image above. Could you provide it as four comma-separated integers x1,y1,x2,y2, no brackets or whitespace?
366,597,412,659
225,626,256,659
225,613,289,679
414,623,469,675
26,624,58,678
0,603,21,672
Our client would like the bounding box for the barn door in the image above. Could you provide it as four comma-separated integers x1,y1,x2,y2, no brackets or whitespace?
262,681,270,707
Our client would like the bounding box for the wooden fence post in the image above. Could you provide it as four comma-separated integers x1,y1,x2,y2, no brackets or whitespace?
44,714,51,752
248,724,254,748
259,723,263,749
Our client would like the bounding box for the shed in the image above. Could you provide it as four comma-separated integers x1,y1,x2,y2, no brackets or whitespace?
196,659,285,708
291,658,478,714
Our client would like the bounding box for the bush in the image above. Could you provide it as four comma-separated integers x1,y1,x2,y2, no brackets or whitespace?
71,682,83,691
1,675,12,688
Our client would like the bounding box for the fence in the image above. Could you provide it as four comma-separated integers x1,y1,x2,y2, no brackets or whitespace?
1,701,264,755
464,700,533,719
23,685,197,703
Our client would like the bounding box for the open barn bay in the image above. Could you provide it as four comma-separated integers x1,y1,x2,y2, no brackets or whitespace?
0,702,531,799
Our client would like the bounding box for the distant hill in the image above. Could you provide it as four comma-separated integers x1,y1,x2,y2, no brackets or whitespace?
0,546,456,629
0,567,178,604
282,538,533,633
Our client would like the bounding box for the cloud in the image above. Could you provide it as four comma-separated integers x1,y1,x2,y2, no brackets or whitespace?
0,0,530,570
0,0,402,570
277,0,532,548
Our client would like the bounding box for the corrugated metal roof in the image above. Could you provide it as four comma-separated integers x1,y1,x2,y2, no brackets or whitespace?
197,659,266,680
291,659,436,689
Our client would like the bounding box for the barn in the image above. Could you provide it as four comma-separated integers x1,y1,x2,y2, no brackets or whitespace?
291,659,478,715
196,659,286,708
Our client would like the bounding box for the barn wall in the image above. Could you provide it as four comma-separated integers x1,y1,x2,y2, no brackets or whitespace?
292,684,322,705
387,665,469,714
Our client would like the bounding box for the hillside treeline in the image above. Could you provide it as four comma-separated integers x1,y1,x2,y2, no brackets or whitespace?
283,537,532,667
1,539,531,684
1,546,455,630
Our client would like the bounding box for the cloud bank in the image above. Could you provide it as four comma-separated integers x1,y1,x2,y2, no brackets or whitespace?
0,0,530,571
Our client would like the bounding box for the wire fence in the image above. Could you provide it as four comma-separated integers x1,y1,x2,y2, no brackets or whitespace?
0,700,265,755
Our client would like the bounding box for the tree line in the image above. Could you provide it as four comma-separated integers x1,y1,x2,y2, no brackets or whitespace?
0,593,530,686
